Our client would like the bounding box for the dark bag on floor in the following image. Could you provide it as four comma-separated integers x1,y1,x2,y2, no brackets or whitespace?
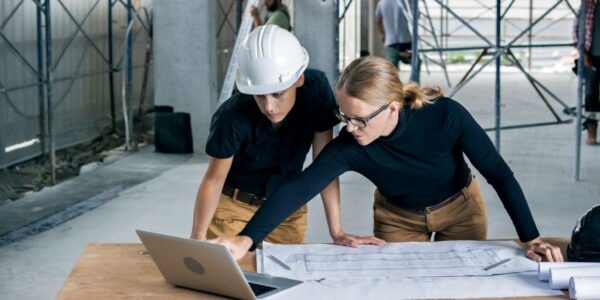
567,204,600,262
155,111,193,154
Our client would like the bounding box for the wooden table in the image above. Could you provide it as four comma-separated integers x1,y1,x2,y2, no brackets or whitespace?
55,238,570,300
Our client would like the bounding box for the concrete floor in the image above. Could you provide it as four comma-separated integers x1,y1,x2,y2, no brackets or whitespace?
1,70,599,299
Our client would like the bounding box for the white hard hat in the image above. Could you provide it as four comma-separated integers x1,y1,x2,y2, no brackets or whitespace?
236,25,310,95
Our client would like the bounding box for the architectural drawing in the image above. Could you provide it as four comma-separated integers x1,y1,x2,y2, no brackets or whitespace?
260,240,537,280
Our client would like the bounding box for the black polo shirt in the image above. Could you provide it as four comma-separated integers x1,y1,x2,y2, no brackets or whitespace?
205,69,339,197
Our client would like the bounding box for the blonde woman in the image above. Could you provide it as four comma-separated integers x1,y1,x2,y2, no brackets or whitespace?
213,56,563,263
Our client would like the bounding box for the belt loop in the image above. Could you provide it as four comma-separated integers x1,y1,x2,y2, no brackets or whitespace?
233,188,239,201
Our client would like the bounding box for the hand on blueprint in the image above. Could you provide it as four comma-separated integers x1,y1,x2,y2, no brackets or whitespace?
209,235,253,261
524,237,564,263
332,231,387,248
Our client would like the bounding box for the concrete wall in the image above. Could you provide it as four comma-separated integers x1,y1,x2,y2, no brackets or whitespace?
154,0,217,153
369,0,386,58
294,0,337,86
361,0,370,53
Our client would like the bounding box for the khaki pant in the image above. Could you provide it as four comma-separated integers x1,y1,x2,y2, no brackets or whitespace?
207,193,308,244
373,176,488,242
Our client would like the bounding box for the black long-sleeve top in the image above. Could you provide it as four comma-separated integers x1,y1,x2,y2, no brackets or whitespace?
240,97,540,248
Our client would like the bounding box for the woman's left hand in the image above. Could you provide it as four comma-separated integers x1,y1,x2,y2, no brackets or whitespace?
524,237,564,262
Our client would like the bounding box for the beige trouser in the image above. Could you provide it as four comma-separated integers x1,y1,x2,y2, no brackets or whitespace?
373,176,488,242
207,193,308,244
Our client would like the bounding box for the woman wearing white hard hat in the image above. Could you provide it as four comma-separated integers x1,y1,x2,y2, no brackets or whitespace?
191,25,379,246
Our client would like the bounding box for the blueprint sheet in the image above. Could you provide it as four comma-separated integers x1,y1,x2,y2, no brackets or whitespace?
259,240,538,280
256,241,561,299
264,272,563,300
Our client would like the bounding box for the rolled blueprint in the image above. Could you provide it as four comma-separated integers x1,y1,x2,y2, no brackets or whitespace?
569,276,600,299
539,262,600,281
549,266,600,289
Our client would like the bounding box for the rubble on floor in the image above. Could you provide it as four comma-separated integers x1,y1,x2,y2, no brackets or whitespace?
0,120,154,207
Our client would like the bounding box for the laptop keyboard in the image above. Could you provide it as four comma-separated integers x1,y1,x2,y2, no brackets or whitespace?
249,282,277,296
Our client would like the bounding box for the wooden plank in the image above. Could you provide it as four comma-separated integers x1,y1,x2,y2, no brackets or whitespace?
55,238,570,299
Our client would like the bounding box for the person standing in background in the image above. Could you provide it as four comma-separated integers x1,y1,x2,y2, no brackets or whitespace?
376,0,412,69
251,0,291,31
575,0,600,144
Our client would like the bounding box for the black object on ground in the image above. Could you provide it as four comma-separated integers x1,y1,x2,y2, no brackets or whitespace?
155,109,193,154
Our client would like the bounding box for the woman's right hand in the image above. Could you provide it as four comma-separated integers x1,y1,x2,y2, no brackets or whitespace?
208,235,254,261
332,231,387,248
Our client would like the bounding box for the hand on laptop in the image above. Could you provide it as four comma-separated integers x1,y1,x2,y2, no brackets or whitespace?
208,235,253,261
332,231,387,248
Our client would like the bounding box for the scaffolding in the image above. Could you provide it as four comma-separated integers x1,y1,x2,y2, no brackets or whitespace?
0,0,152,181
382,0,585,180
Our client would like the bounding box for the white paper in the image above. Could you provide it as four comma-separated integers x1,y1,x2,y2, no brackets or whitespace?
256,248,264,273
261,240,536,281
265,272,562,300
569,276,600,299
538,262,600,281
549,266,600,289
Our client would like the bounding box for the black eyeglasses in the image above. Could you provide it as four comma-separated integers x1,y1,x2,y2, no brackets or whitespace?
335,103,390,129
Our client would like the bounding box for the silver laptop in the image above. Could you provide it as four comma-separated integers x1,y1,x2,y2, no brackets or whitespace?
136,230,302,300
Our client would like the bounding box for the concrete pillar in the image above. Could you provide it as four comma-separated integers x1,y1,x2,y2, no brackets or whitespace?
368,0,386,58
361,0,369,54
294,0,337,86
154,0,217,153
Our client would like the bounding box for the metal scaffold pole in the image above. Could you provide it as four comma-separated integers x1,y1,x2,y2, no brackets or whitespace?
410,0,419,83
335,0,341,81
127,0,134,150
495,0,501,151
574,0,586,181
108,0,117,133
36,3,46,162
411,0,582,178
43,0,56,184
